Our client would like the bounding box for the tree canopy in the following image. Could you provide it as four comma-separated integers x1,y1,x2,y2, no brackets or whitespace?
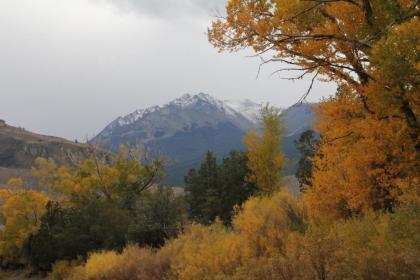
209,0,419,217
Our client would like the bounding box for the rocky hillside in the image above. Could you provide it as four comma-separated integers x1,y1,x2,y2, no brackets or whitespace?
0,120,106,188
92,94,316,185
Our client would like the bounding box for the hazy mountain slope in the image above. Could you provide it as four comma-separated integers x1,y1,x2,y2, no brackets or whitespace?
280,103,317,174
154,122,248,185
281,103,316,137
92,94,316,185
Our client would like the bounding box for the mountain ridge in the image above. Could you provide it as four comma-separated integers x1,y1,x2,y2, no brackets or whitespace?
95,93,259,142
91,93,316,185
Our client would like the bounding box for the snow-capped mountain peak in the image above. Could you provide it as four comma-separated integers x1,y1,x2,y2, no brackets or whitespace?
96,93,259,140
224,99,263,124
169,93,240,117
170,93,223,109
91,94,316,185
111,105,161,128
98,93,290,141
108,93,255,130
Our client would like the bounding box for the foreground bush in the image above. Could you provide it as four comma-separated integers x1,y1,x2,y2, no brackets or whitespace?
61,246,172,280
86,246,172,280
61,190,420,280
49,260,86,280
165,190,308,280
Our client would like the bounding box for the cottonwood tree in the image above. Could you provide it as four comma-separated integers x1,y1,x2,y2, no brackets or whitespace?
244,106,284,195
209,0,419,217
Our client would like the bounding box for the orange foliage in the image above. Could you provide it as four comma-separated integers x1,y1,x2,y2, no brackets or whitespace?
209,1,419,217
305,92,419,218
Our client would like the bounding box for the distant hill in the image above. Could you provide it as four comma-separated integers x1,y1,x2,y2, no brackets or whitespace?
0,120,106,188
91,93,316,185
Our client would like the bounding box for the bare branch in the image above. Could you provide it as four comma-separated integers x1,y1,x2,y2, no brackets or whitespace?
294,72,319,105
325,132,354,144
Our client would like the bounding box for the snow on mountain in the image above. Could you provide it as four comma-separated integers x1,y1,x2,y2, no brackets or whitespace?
224,99,263,124
109,94,264,129
92,93,316,185
93,93,256,145
100,93,257,135
169,93,244,119
113,106,161,128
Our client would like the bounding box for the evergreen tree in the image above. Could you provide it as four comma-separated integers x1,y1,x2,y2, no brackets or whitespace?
28,200,131,271
294,130,319,192
219,150,255,223
185,151,220,224
127,186,187,248
185,151,256,225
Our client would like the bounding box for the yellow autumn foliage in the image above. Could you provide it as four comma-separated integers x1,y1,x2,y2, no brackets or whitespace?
81,245,171,280
0,188,49,263
244,106,284,195
64,191,420,280
163,190,306,280
164,222,242,280
209,0,420,218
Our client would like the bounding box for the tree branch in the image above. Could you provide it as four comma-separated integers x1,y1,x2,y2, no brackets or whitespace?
294,72,319,105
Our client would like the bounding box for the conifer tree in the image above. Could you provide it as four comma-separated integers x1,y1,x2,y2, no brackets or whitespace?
185,150,256,224
295,129,319,192
185,151,221,224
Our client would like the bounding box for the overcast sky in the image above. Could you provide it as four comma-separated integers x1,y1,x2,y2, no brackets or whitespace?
0,0,336,141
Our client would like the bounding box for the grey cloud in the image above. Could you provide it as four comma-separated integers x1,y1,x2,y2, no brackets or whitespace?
0,0,335,141
96,0,226,17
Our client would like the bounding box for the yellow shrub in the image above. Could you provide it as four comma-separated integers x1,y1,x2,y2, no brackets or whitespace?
165,222,242,280
66,266,87,280
165,190,305,280
84,245,171,280
85,251,120,279
7,177,24,188
233,190,306,258
50,260,86,280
